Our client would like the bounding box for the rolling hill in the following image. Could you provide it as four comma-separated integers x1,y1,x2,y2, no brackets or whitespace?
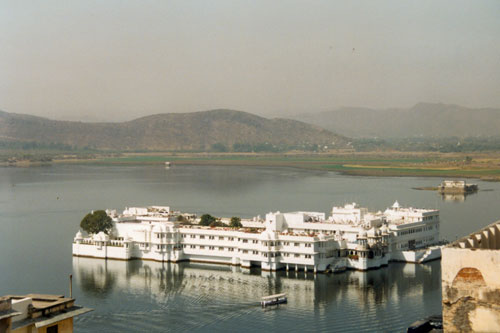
292,103,500,138
0,109,348,151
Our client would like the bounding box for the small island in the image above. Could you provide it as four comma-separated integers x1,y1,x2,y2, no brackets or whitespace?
437,180,478,194
414,180,479,194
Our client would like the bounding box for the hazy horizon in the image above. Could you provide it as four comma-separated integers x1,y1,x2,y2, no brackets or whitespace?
1,1,499,122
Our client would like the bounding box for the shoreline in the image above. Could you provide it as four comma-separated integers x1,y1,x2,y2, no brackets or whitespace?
3,151,500,181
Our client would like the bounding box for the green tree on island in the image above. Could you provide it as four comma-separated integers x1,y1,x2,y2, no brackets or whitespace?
229,216,242,228
209,220,225,227
80,210,113,234
199,214,217,226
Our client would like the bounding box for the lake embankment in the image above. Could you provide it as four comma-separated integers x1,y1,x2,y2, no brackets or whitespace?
42,151,500,181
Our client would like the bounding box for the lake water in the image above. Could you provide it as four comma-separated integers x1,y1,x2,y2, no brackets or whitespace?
1,164,500,332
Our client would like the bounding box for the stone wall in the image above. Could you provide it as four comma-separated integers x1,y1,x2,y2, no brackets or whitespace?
441,221,500,332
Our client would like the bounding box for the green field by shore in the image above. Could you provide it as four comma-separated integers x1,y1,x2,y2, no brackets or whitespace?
3,149,500,180
52,152,500,181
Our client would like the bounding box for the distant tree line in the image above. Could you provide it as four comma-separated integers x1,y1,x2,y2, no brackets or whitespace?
9,136,500,156
211,142,327,153
352,136,500,153
0,140,74,151
0,151,99,163
0,140,97,152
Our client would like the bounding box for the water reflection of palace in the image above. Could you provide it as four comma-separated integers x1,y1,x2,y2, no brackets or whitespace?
440,192,476,202
72,256,440,313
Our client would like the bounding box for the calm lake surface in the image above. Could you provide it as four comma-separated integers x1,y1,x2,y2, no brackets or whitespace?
1,164,500,332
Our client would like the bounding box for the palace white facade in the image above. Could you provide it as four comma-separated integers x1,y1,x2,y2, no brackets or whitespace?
72,202,442,272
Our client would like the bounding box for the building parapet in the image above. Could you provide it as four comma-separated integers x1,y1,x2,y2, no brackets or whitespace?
0,294,92,333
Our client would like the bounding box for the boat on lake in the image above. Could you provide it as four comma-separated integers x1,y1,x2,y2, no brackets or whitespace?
261,293,287,307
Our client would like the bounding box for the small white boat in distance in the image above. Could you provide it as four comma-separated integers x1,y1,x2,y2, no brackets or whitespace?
165,161,171,167
261,293,287,307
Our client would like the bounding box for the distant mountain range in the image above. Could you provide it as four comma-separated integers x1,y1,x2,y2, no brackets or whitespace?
292,103,500,138
0,109,347,151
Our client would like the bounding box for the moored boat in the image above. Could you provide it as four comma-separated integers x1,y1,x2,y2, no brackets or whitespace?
261,293,287,307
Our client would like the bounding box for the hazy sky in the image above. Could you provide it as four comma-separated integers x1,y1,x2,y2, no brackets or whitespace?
1,1,499,121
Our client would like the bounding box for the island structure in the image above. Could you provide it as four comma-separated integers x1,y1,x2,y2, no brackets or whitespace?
438,180,478,194
72,201,441,273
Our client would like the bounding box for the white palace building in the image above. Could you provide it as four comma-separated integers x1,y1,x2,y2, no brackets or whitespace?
72,202,442,272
